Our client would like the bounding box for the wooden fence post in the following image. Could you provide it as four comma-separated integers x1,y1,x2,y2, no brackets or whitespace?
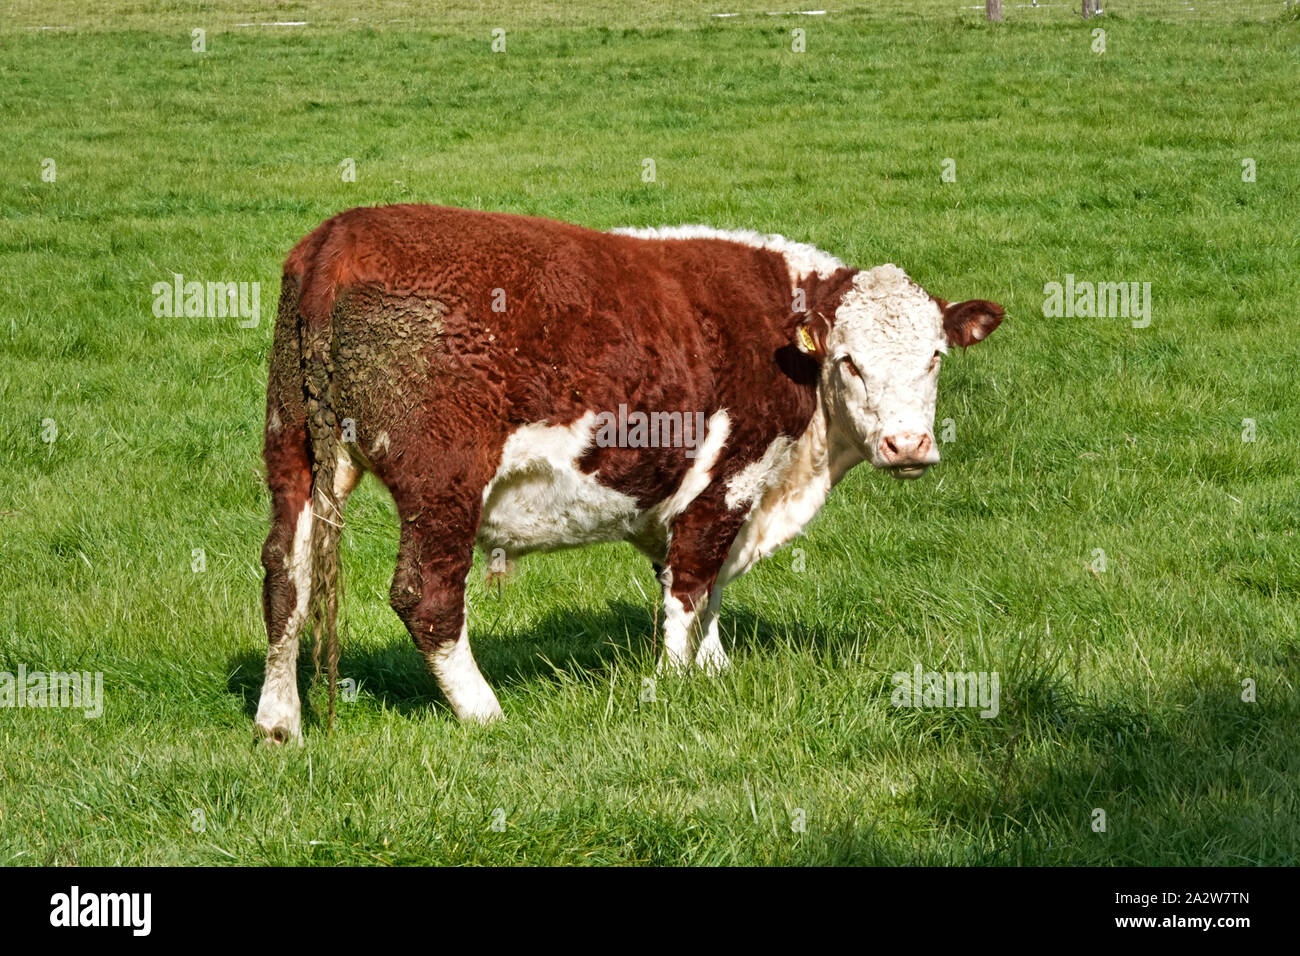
987,0,1003,21
1082,0,1099,17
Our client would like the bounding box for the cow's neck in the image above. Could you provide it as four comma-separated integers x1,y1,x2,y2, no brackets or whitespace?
777,397,865,516
826,420,868,487
722,394,864,582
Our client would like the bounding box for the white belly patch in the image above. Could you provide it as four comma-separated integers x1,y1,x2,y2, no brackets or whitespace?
478,412,643,556
477,410,732,561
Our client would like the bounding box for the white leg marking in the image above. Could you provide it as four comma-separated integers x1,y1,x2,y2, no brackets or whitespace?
692,589,730,675
256,450,362,743
429,619,503,723
255,501,313,743
657,591,699,675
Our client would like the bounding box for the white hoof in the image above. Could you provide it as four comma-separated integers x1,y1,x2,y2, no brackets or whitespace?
429,632,504,724
455,695,504,724
655,645,692,676
254,708,302,746
694,641,731,676
255,676,303,744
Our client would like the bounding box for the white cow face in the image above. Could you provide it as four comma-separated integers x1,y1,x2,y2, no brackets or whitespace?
795,264,1003,480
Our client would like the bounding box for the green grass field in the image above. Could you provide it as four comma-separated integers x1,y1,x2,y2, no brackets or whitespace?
1,1,1298,865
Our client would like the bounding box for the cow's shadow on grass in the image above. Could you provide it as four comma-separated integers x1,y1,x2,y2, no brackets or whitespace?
226,600,812,723
791,689,1300,865
224,605,1300,863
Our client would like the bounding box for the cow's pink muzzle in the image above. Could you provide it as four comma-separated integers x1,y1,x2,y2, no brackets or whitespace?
879,431,939,478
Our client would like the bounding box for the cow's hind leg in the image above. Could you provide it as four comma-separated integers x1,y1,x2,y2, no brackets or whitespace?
255,476,312,743
389,497,502,723
255,449,362,743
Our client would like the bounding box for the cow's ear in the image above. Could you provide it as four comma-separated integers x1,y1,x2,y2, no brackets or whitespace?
940,299,1004,348
793,312,831,360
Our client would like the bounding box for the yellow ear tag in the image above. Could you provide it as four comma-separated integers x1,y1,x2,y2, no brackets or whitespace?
796,325,817,355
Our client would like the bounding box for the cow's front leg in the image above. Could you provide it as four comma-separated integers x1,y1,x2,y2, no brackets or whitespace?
658,587,702,675
692,588,729,675
658,579,730,675
655,492,744,675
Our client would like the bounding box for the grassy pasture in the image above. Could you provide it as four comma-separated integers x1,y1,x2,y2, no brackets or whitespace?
0,1,1297,865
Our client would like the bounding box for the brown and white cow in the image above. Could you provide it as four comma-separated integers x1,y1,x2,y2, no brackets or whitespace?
254,205,1003,742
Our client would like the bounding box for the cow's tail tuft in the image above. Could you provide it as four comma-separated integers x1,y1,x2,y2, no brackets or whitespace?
299,235,346,731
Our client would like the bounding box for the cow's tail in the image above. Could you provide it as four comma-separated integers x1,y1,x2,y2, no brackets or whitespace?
297,225,348,731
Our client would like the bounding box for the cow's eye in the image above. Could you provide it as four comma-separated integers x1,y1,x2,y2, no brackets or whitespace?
840,356,861,379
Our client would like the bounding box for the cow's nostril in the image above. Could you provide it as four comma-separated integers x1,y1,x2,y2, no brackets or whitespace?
917,433,931,456
882,436,899,460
